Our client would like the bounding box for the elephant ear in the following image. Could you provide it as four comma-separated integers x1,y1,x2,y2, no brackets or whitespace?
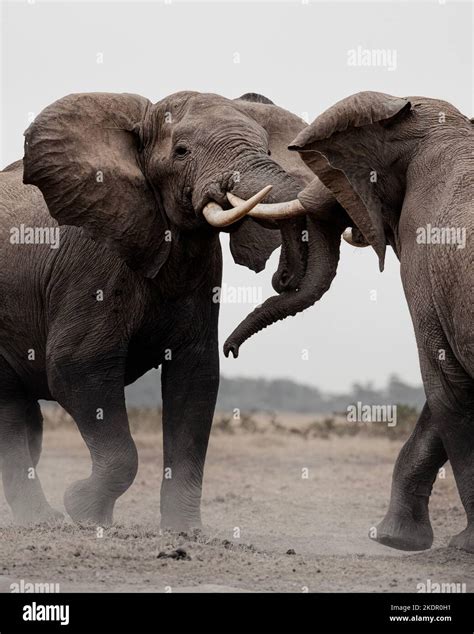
23,92,170,278
228,94,314,272
290,91,411,271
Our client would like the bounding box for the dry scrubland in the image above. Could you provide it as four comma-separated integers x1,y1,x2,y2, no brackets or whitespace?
0,408,472,593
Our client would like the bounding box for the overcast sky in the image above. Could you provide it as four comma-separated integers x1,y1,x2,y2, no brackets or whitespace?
1,0,472,391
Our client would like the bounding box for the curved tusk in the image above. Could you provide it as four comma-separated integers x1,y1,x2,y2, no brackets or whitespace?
226,192,305,220
203,185,272,228
342,228,369,248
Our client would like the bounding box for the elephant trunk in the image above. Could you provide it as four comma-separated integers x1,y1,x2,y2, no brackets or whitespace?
272,217,308,293
236,157,306,206
223,215,342,358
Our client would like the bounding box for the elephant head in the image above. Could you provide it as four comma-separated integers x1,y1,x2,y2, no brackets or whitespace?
223,90,472,357
22,91,314,290
290,91,472,266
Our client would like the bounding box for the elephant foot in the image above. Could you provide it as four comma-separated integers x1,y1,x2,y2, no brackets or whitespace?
13,502,63,526
160,514,202,532
160,503,202,532
370,511,433,551
3,463,63,526
449,526,474,553
160,483,203,532
64,479,115,527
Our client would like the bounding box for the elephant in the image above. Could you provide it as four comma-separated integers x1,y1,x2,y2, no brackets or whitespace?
0,90,316,529
224,91,474,553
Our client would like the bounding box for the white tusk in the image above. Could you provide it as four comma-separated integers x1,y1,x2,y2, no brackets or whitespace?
226,192,305,219
203,185,272,227
342,228,369,248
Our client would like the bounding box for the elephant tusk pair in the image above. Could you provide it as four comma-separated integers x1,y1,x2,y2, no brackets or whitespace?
202,185,273,227
226,192,368,250
226,192,305,220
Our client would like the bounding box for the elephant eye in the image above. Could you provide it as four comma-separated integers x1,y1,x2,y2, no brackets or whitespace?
174,144,189,158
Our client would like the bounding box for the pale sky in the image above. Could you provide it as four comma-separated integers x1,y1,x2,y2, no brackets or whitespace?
1,0,472,391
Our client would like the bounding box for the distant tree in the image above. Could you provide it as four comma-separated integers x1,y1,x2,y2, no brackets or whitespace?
124,369,425,414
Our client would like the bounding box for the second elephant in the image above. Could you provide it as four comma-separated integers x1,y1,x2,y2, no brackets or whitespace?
225,91,474,553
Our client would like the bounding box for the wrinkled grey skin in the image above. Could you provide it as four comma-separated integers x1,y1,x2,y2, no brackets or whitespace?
0,91,313,529
223,201,346,359
229,91,474,553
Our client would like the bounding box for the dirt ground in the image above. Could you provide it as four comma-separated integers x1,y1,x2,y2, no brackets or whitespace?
0,413,472,593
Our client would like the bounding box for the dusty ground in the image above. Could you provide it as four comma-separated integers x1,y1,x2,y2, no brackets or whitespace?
0,412,472,593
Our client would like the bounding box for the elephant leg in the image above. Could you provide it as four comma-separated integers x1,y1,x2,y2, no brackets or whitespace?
372,402,447,551
160,336,219,530
0,399,62,524
26,400,43,468
0,358,61,523
439,403,474,553
445,348,474,551
50,356,137,527
420,341,474,553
